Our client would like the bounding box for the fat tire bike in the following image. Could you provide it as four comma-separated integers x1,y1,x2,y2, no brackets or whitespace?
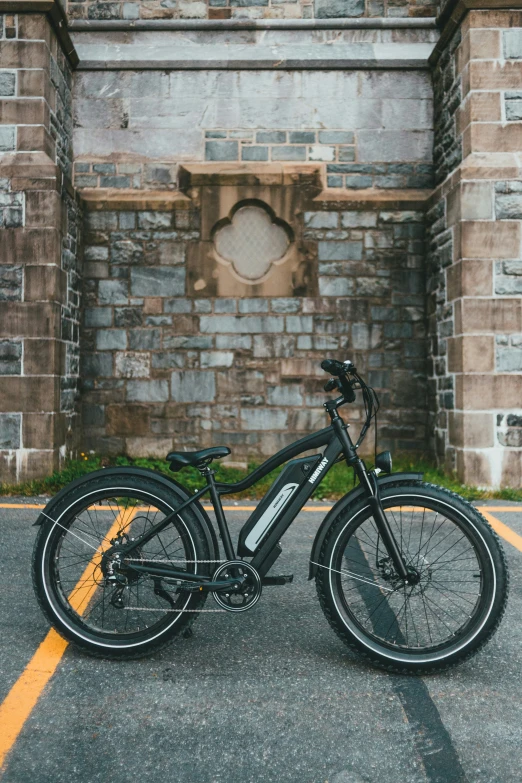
32,359,508,673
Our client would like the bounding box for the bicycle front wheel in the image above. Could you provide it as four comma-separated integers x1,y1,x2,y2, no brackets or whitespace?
33,470,216,659
316,482,508,673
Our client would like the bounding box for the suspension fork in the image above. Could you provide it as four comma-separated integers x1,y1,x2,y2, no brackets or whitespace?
330,412,411,583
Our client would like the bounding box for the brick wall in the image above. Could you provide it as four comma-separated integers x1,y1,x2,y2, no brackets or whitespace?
428,10,522,487
67,0,437,22
81,202,428,461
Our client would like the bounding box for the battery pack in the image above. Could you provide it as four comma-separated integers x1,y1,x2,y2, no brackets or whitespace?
238,455,320,556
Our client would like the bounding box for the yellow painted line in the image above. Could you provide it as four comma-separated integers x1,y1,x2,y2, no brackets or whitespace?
477,506,522,513
0,507,135,772
480,509,522,554
0,502,336,512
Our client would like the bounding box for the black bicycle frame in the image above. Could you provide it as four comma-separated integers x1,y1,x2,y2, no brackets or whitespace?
120,399,411,586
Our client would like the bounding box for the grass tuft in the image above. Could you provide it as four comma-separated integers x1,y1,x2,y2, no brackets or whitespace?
1,453,521,502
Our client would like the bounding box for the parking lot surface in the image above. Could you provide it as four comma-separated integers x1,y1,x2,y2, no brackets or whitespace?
0,499,521,783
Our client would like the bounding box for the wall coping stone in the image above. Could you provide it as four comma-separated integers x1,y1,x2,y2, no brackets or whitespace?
0,0,79,68
69,19,437,31
431,0,522,66
178,163,324,191
314,188,431,209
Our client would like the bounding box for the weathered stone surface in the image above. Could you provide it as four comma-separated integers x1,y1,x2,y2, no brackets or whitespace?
131,267,185,297
115,351,151,378
0,413,21,449
171,371,216,402
0,340,22,375
127,379,169,402
315,0,364,17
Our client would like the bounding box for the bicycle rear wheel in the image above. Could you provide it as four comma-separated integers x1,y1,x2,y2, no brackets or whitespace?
316,482,508,673
33,470,217,658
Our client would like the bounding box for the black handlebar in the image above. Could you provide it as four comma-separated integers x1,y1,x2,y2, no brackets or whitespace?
321,359,356,403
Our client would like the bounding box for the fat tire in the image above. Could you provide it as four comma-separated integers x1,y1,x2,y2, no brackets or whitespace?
32,471,217,660
315,481,509,674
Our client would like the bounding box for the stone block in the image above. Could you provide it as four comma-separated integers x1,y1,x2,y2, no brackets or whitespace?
447,335,494,373
205,141,238,161
137,212,173,229
171,371,216,402
270,298,300,313
151,351,185,370
304,212,338,229
0,339,22,375
216,335,252,350
0,72,15,97
0,126,15,152
106,404,150,436
0,377,59,413
253,335,295,358
352,323,382,350
256,131,286,143
129,329,161,350
358,130,432,163
461,222,521,259
0,265,22,301
96,329,128,351
23,339,64,376
164,299,192,314
85,307,112,328
495,181,522,219
286,316,313,333
0,413,21,449
267,385,303,406
318,241,363,261
239,299,268,313
24,192,60,229
24,266,67,303
0,302,60,339
456,298,522,334
200,351,234,368
456,449,493,487
99,280,129,305
271,146,307,161
469,29,501,60
242,146,268,162
341,212,377,228
496,340,522,372
131,267,185,297
315,0,364,17
200,316,284,334
114,307,142,327
127,379,169,403
83,353,113,378
456,374,522,410
240,408,288,430
505,92,522,121
214,299,237,314
504,29,522,59
447,260,492,300
110,240,144,265
23,413,66,450
319,131,355,144
319,277,354,296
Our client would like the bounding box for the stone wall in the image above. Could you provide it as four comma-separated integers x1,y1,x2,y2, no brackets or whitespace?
67,0,437,22
0,9,82,482
81,194,427,461
428,10,522,487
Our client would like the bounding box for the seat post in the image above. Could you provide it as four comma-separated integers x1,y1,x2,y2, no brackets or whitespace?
206,469,236,561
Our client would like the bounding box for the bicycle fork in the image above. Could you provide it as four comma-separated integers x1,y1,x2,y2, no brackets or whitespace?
329,408,413,585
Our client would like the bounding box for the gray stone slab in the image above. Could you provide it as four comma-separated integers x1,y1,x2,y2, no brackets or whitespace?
130,267,185,297
171,370,216,402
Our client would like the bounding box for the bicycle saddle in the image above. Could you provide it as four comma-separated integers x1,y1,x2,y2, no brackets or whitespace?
166,446,231,472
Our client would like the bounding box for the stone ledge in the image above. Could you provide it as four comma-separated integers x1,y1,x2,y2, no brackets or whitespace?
69,19,438,31
313,188,431,210
80,189,193,211
179,163,323,191
431,0,522,66
0,0,79,68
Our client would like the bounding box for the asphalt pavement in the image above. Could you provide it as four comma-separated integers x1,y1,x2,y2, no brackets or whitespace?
0,499,521,783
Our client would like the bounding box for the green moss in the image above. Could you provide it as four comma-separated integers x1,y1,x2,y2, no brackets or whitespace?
1,452,521,502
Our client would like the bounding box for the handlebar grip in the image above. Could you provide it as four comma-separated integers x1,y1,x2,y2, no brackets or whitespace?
321,359,346,377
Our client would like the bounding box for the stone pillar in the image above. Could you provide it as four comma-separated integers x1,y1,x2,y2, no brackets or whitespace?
0,3,81,483
428,7,522,487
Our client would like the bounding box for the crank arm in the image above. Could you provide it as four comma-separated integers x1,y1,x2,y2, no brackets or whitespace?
182,575,248,593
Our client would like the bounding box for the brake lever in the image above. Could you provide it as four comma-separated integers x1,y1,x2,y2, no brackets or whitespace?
324,378,339,392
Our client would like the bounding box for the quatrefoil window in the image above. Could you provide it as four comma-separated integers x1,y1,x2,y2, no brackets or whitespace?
213,201,292,283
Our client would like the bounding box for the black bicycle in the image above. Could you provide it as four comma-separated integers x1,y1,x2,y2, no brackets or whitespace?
33,359,508,673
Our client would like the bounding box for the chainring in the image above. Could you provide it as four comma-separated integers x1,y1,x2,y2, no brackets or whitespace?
212,560,262,613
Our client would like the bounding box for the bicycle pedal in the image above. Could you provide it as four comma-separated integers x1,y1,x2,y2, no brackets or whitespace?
261,575,294,586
